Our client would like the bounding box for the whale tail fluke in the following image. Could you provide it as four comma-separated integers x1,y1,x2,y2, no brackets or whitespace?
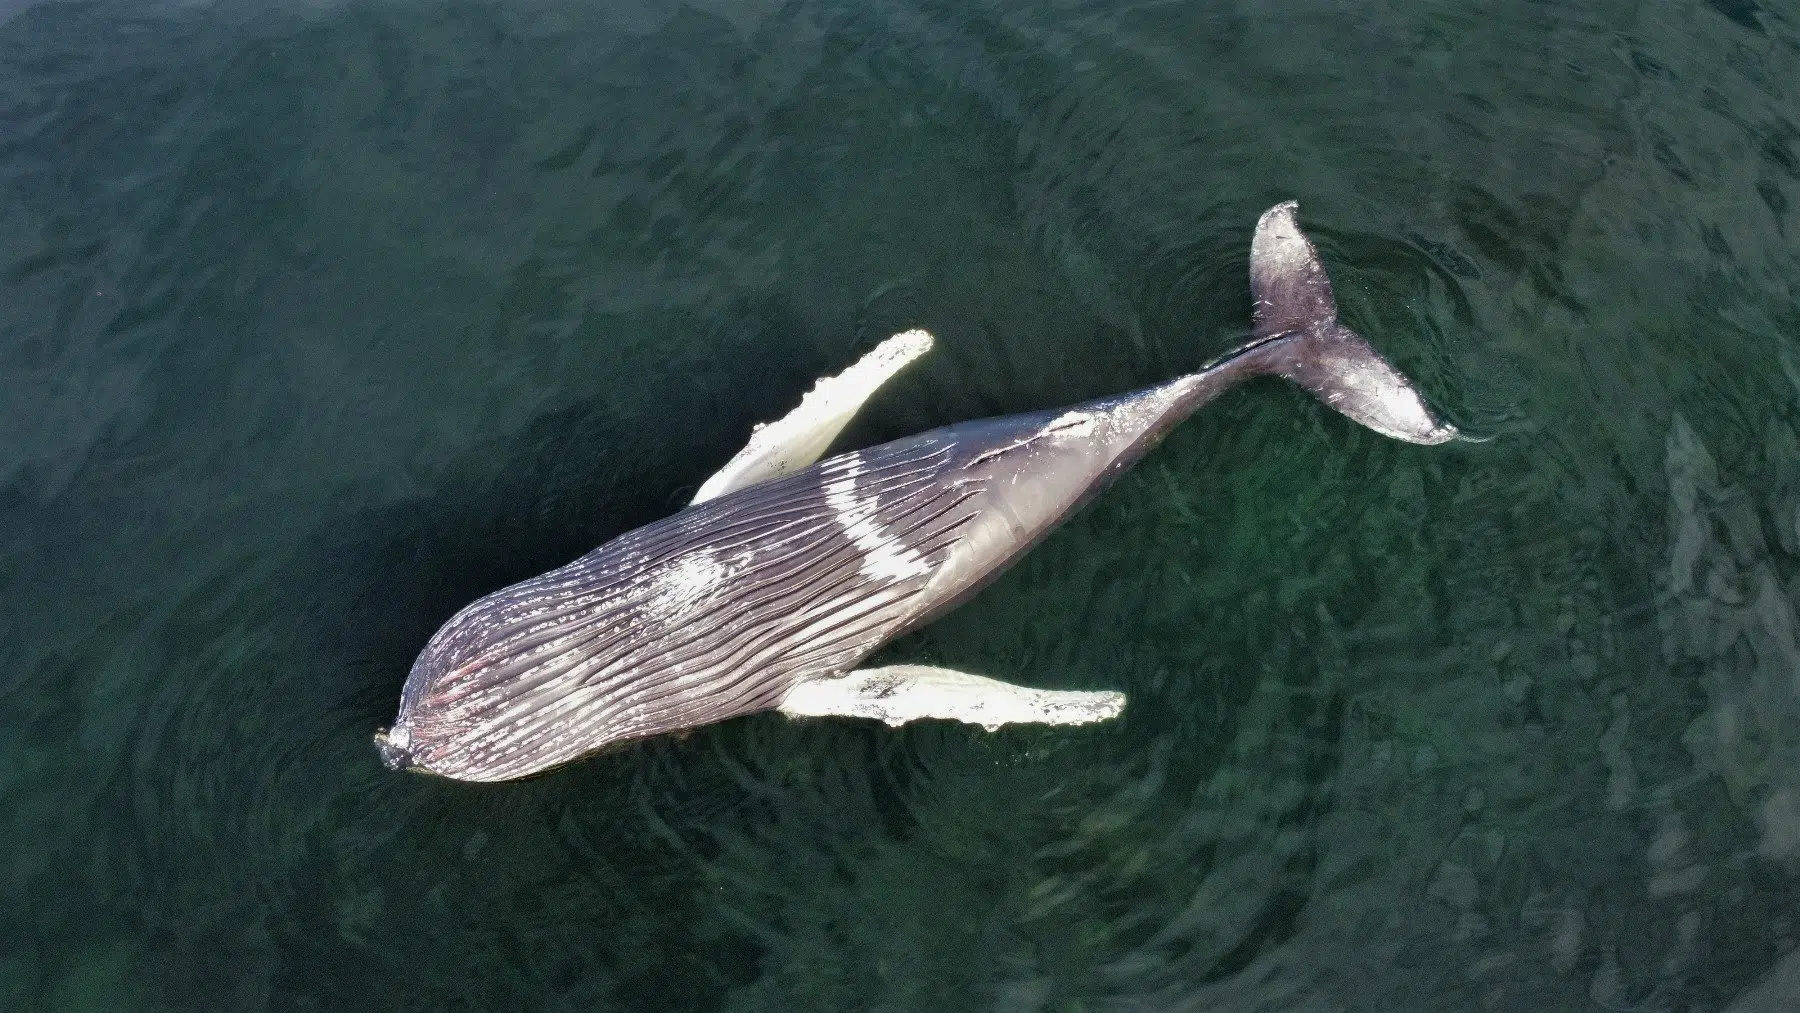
1244,201,1457,446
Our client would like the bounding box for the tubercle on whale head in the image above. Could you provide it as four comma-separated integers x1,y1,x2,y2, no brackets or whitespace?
373,724,420,773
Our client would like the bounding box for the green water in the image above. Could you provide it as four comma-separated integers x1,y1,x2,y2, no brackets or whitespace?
4,0,1799,1009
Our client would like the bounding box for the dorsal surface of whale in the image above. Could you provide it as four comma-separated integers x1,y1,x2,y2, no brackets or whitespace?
377,203,1456,782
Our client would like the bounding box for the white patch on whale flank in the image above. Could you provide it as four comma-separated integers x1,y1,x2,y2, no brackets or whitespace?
642,548,730,622
825,457,930,581
1044,409,1098,438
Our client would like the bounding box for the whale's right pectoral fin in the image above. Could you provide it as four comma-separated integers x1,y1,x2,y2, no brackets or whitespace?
777,665,1126,732
692,329,935,504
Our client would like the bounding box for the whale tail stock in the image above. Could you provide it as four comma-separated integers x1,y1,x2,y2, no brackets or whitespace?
1236,201,1457,446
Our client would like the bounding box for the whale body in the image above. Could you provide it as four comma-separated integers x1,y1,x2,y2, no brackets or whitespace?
376,203,1457,782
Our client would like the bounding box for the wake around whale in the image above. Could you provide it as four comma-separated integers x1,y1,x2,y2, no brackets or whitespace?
375,202,1457,782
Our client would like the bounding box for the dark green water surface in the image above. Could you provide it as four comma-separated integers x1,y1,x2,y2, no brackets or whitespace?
5,0,1800,1009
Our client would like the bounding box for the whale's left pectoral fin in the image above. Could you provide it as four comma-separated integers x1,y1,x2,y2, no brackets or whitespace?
692,329,934,504
778,665,1126,732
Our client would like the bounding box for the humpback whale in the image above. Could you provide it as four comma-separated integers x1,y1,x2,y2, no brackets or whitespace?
376,202,1457,782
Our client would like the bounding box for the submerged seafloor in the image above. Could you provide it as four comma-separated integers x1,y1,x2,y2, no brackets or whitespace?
3,0,1799,1009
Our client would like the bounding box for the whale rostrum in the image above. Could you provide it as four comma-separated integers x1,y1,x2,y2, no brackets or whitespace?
375,202,1457,782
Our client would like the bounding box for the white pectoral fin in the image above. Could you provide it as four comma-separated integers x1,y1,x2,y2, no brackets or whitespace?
778,665,1126,732
692,329,935,504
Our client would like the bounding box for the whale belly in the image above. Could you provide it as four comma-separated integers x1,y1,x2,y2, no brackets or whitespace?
387,433,980,780
388,380,1191,781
